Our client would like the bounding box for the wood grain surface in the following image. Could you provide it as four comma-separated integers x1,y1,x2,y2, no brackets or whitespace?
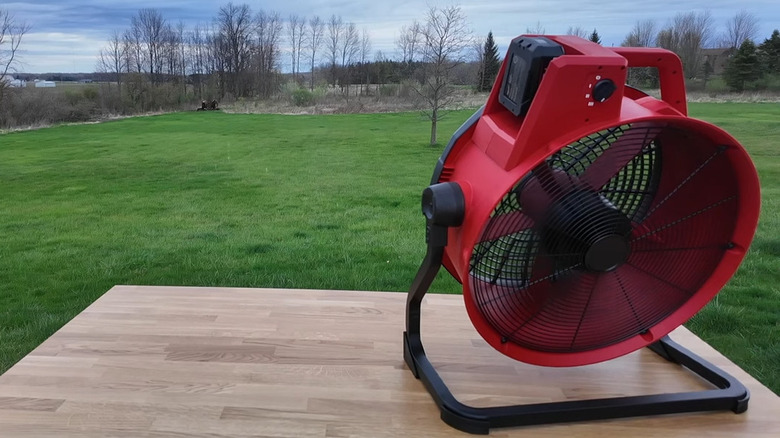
0,285,777,437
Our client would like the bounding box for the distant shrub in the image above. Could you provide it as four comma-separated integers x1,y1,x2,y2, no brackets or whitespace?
82,86,99,101
63,88,83,105
67,99,99,122
767,74,780,92
377,82,417,98
746,74,780,92
705,77,729,94
398,81,416,98
292,88,315,106
280,81,299,97
685,79,702,92
378,84,398,97
312,86,328,99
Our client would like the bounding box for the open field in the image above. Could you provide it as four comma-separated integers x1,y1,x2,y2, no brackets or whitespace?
0,104,778,394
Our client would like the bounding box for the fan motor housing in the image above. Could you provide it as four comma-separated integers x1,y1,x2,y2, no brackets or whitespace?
436,36,761,367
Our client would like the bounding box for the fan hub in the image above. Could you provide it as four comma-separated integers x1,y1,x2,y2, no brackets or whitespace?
541,190,633,273
584,234,630,272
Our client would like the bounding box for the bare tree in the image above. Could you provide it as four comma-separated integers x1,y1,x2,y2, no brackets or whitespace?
287,14,306,82
339,22,360,93
656,11,714,78
472,38,485,91
622,19,656,47
124,26,143,74
307,15,324,90
255,10,283,98
359,28,372,66
217,3,254,97
416,5,472,145
161,23,179,78
326,15,343,86
131,8,167,83
721,9,759,49
97,31,128,92
341,22,359,66
526,21,545,34
566,26,588,39
622,19,658,87
176,21,187,95
209,24,228,98
396,21,422,64
156,21,185,92
190,23,209,97
0,8,30,102
359,28,372,95
295,17,307,83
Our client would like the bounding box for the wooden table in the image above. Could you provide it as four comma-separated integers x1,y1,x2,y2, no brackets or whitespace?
0,286,777,437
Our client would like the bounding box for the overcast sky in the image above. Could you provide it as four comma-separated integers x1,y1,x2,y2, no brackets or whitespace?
4,0,780,73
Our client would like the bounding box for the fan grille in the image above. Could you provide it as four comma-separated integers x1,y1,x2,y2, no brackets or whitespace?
547,126,625,176
469,122,739,353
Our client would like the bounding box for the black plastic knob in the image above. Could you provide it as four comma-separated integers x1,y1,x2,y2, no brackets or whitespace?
593,79,616,103
421,182,465,227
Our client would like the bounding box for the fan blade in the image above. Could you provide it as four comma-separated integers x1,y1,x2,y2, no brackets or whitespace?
470,251,555,339
471,227,541,290
480,211,535,241
581,123,662,190
519,166,581,215
482,159,597,243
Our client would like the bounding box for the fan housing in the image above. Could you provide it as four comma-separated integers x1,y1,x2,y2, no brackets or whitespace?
433,36,760,367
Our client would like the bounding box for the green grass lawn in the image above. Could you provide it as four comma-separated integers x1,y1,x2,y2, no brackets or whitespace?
0,104,777,394
683,104,780,394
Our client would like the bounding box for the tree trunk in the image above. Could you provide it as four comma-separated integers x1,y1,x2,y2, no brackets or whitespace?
310,54,316,91
430,109,438,145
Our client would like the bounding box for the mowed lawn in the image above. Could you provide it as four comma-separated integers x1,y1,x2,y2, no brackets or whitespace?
0,104,778,395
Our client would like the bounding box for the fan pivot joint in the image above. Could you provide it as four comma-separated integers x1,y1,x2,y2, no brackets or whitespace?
421,182,465,227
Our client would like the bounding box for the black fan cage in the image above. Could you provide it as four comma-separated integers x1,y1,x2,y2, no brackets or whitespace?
469,122,741,353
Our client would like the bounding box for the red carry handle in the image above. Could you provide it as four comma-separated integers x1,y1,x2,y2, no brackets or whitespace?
611,47,687,116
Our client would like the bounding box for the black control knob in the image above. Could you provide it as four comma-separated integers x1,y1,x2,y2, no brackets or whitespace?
593,79,616,103
421,182,465,227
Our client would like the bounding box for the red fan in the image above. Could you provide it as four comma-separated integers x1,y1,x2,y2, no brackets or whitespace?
404,35,760,434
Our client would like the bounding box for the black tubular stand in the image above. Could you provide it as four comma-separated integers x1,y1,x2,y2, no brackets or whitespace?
403,186,749,435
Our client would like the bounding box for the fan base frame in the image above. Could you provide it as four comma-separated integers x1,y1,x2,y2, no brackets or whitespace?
404,225,749,435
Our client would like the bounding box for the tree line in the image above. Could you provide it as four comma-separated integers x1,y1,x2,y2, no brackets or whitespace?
723,30,780,92
620,10,779,91
96,6,777,108
95,4,376,106
1,5,779,134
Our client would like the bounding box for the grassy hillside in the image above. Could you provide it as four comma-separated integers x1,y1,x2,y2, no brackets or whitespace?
0,104,777,394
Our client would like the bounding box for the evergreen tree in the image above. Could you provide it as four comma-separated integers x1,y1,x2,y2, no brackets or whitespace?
724,39,761,91
589,29,602,44
478,31,501,92
757,29,780,74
